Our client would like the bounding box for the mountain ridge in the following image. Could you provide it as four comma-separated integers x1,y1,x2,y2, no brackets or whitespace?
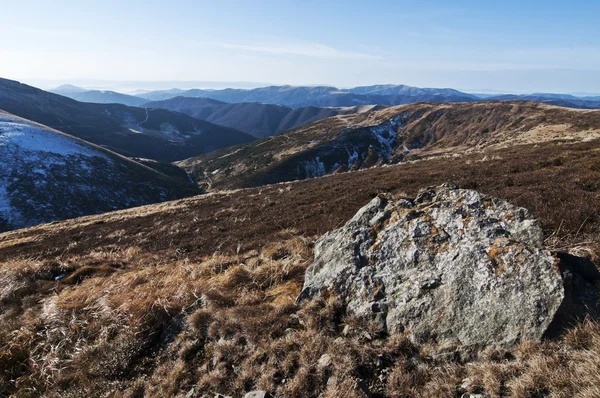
137,84,478,107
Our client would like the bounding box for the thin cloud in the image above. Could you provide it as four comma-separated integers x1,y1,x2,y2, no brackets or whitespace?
213,41,382,60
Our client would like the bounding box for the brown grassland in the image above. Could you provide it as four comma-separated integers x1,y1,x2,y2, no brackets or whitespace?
1,133,600,396
178,101,600,191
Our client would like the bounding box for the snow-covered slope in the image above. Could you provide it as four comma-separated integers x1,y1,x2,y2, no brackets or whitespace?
0,111,198,232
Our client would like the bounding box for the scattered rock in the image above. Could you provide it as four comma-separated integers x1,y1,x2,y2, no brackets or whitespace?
318,353,332,368
244,392,273,398
298,184,567,350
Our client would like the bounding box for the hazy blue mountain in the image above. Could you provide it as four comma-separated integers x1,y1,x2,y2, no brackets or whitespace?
346,84,478,98
487,93,600,109
138,85,477,107
51,89,148,107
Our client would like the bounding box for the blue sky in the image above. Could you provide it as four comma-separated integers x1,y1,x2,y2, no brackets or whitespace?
1,0,599,93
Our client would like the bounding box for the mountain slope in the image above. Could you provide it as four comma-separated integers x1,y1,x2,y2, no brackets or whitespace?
51,89,148,107
0,78,255,161
1,124,599,397
178,101,600,190
145,96,382,137
0,111,199,232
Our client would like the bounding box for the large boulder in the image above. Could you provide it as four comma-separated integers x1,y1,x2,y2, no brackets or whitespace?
298,184,567,350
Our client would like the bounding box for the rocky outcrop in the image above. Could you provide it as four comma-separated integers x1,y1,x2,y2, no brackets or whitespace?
298,184,569,350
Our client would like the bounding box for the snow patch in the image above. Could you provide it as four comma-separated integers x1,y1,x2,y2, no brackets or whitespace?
0,119,109,159
0,183,22,228
0,115,116,230
346,147,359,167
298,157,326,179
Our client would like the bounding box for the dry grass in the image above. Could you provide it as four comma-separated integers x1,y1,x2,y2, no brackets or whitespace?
0,135,600,396
1,234,600,397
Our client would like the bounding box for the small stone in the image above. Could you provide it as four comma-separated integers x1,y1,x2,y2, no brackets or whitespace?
318,353,332,368
284,328,296,335
460,377,473,391
342,325,354,336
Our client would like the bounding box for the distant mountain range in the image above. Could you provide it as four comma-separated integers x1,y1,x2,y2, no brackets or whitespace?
137,84,479,107
53,83,600,113
144,96,383,137
0,111,199,232
0,78,255,161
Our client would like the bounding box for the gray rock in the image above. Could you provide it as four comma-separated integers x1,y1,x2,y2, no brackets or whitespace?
299,184,565,349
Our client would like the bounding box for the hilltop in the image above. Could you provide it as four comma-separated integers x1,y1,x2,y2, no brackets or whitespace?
51,88,148,107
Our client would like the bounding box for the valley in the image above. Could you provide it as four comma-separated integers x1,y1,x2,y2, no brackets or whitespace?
2,2,600,397
144,96,382,138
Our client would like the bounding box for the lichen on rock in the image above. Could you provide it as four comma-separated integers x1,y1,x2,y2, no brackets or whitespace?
298,183,566,350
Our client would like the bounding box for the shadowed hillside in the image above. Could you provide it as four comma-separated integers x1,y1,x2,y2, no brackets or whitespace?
145,96,383,137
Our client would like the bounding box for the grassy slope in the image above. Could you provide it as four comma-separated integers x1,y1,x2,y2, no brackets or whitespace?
177,101,600,191
1,133,600,396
